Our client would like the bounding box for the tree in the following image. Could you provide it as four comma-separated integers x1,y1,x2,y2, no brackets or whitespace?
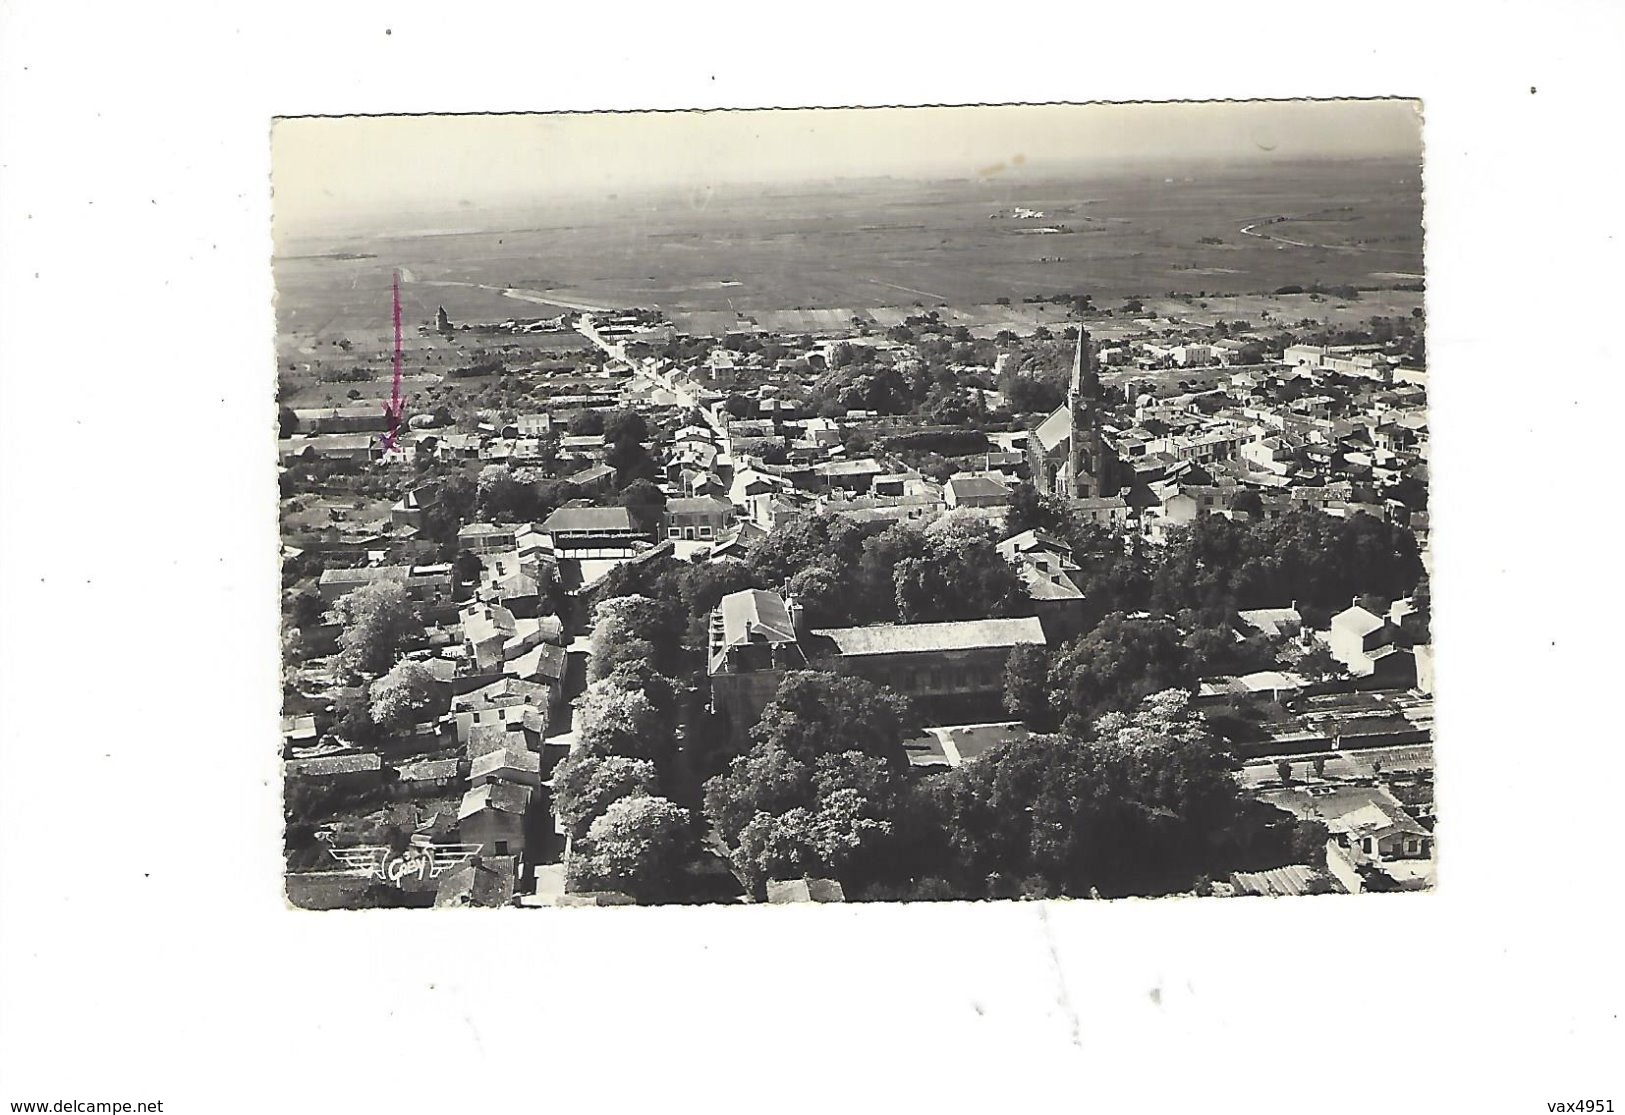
1005,482,1056,537
550,753,660,841
893,523,1029,623
1296,644,1344,682
713,749,902,897
574,678,674,765
1048,613,1195,736
278,405,299,437
331,686,383,749
476,464,535,521
607,436,658,488
752,670,918,767
452,549,483,588
331,581,419,680
783,565,847,628
618,478,667,535
1276,759,1294,783
571,410,606,436
602,407,649,447
934,690,1243,896
571,795,692,901
367,659,438,731
1003,643,1054,730
703,745,815,848
283,586,324,629
587,594,682,678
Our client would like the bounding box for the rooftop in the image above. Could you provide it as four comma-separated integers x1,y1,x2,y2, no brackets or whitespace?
812,616,1045,658
458,780,532,820
542,505,636,533
716,589,798,649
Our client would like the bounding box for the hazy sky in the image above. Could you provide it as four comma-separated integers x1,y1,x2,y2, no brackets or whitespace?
273,100,1421,235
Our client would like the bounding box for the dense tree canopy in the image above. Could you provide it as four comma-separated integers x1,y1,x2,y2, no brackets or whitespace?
931,690,1244,896
1150,510,1422,616
550,753,661,842
1048,613,1195,736
570,795,692,901
574,678,675,766
751,670,918,767
367,659,439,731
1003,643,1055,731
893,522,1028,623
705,747,903,898
587,594,684,678
332,581,419,680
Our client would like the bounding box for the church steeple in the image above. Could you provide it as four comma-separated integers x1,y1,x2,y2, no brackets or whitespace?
1069,326,1100,402
1066,328,1105,499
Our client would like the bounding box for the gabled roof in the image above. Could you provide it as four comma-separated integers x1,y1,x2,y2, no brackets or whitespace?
395,758,460,782
815,457,884,477
462,603,518,642
458,780,532,820
470,747,541,780
455,677,550,711
1032,405,1072,453
507,641,567,684
717,589,797,649
542,505,636,533
566,463,615,484
812,616,1045,657
665,496,733,514
946,475,1011,500
765,878,846,903
1237,606,1302,638
1331,606,1386,637
434,856,517,907
285,753,382,777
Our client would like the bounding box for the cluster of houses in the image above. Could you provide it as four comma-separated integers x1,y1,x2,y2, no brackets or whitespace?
284,310,1434,904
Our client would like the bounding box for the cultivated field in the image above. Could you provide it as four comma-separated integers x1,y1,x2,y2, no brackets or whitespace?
274,156,1424,358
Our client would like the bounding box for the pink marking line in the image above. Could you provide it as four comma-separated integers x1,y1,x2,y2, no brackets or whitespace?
381,270,406,451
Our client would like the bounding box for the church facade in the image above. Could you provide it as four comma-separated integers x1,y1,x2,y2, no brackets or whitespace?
1028,329,1120,500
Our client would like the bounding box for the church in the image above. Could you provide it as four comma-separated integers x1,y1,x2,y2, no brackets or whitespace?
1028,328,1120,500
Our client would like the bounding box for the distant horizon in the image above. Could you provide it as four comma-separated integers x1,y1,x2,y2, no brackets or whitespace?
273,102,1422,240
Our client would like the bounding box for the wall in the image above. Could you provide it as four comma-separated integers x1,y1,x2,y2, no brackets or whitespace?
1324,840,1364,894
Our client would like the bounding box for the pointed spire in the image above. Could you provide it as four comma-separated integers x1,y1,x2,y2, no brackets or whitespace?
1070,327,1100,399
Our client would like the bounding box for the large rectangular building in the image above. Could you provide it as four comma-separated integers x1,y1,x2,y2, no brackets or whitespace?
806,616,1046,722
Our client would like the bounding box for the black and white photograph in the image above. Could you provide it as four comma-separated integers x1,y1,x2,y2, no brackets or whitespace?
7,4,1625,1110
275,101,1435,909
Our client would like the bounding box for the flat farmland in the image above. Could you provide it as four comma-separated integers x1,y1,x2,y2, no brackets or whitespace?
275,156,1423,354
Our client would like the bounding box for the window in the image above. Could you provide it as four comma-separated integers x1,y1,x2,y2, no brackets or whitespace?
668,527,682,538
699,525,713,539
1360,837,1373,854
494,841,509,855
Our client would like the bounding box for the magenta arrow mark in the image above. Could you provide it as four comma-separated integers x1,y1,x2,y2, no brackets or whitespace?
381,270,406,451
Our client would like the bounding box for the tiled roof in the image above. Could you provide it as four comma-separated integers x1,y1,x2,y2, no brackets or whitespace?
542,506,635,533
812,616,1045,657
285,753,382,777
395,758,460,782
717,589,797,649
470,747,541,779
458,781,532,820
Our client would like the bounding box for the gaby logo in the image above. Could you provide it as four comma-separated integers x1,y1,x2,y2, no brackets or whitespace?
318,831,483,886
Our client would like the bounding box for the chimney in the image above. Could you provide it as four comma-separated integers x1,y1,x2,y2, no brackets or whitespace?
784,594,804,636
